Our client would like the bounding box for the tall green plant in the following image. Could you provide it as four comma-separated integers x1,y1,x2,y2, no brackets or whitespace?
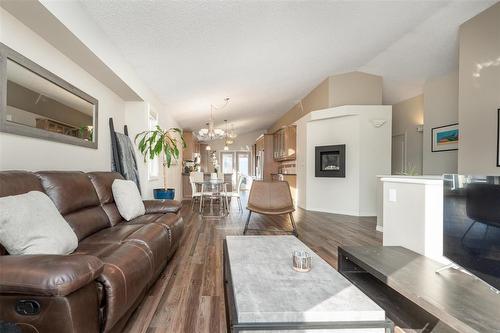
135,126,186,190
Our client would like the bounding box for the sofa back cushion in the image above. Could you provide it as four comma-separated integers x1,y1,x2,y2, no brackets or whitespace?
88,172,125,226
0,171,44,197
36,171,111,240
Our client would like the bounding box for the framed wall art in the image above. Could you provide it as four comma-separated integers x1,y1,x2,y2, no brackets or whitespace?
431,123,458,152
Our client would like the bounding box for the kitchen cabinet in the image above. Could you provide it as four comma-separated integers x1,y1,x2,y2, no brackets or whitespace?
271,174,297,204
273,125,296,161
255,134,278,181
182,131,200,161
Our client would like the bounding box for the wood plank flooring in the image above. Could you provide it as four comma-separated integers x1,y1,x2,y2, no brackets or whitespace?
124,193,382,333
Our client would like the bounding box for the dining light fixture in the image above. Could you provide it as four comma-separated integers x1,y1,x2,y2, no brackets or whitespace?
196,98,230,141
223,120,233,150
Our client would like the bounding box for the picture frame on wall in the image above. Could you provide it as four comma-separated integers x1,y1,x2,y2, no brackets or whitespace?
496,109,500,166
431,123,459,152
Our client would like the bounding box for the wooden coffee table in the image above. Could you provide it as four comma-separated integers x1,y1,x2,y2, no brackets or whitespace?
223,235,394,332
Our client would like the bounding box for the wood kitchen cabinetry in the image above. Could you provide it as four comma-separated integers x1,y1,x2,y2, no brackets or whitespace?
182,131,200,161
273,125,296,161
255,134,278,181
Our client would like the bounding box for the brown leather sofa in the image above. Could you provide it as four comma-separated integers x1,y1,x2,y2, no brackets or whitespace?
0,171,184,333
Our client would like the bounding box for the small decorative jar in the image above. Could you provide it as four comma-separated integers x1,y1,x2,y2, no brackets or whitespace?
292,250,312,272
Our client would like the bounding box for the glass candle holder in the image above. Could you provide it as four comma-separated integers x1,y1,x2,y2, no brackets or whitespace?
292,250,312,272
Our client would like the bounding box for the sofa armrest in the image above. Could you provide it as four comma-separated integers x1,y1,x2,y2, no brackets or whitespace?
143,199,182,214
0,254,103,297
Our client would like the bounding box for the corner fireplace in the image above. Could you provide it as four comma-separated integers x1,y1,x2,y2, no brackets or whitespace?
315,144,345,177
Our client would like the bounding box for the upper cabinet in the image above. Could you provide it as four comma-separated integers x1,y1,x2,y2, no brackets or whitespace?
273,125,296,161
182,131,200,161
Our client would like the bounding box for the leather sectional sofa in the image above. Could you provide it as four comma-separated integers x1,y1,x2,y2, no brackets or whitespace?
0,171,184,333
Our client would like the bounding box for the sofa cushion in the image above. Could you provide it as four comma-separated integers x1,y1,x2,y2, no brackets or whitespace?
0,191,78,255
127,214,163,225
37,171,101,215
112,180,145,221
88,172,124,226
0,170,44,197
129,214,184,255
143,199,182,214
37,171,111,240
125,223,170,276
78,224,143,246
95,242,153,332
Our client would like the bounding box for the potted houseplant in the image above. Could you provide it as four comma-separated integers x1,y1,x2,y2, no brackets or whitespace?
135,126,186,199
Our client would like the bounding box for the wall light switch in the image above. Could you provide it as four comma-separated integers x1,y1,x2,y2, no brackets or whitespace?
389,189,397,202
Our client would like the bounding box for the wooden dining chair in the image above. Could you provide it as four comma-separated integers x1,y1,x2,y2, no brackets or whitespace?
243,181,298,236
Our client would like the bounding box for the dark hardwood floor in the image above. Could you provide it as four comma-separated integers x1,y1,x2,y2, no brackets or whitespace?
123,193,382,333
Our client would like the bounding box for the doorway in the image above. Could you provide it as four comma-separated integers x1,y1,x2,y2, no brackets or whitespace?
392,133,406,175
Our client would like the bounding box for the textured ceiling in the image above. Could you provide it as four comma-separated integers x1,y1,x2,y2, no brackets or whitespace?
79,0,494,134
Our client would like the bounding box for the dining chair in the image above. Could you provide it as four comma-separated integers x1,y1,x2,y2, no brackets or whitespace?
190,171,212,213
243,180,298,236
189,176,203,212
223,175,244,212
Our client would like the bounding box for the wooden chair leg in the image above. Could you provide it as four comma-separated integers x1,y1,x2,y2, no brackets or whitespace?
199,194,204,213
243,211,252,235
289,213,298,237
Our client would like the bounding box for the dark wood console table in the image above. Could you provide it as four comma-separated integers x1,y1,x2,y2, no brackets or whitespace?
338,246,500,333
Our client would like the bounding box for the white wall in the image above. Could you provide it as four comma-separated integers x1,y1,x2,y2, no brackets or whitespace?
458,3,500,175
0,5,183,199
0,8,125,171
306,115,360,215
298,105,392,216
124,102,183,200
423,72,459,175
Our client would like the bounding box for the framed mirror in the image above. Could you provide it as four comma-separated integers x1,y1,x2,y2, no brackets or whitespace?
0,43,98,149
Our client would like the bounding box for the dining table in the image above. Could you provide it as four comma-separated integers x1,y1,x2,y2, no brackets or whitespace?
194,178,230,218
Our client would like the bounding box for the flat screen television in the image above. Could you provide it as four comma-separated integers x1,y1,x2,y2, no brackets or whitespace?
443,175,500,292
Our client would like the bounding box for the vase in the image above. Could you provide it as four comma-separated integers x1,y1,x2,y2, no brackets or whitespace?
153,188,175,200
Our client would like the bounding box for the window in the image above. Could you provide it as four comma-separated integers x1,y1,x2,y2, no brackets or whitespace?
148,109,160,180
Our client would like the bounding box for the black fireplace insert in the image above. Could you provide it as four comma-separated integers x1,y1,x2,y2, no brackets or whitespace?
315,144,345,177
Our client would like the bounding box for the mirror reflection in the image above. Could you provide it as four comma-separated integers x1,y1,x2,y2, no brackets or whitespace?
6,59,95,141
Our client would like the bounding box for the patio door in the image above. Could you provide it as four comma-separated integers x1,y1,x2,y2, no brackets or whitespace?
236,152,250,190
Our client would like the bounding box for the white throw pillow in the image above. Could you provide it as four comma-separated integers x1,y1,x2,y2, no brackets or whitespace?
112,179,145,221
0,191,78,255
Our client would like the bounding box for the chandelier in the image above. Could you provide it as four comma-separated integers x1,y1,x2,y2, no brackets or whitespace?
223,120,233,150
196,98,229,141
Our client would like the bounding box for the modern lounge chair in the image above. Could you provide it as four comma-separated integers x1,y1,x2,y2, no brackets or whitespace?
243,180,298,236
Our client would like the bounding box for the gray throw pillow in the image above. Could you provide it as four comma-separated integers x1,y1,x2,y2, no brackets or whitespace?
0,191,78,255
112,179,145,221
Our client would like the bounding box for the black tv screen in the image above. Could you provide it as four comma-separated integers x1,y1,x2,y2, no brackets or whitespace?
443,175,500,291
